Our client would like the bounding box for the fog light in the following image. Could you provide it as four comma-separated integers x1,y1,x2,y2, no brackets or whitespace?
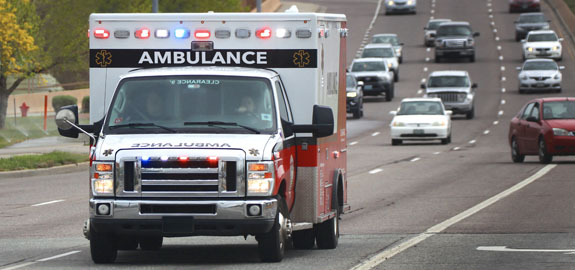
248,204,262,216
97,203,111,215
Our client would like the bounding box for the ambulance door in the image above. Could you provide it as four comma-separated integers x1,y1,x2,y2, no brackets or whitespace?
273,79,296,211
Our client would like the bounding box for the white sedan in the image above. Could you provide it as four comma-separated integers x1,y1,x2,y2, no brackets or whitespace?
521,30,563,61
390,98,452,145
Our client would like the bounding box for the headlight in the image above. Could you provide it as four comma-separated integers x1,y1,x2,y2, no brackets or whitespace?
520,75,528,80
466,38,474,47
388,0,395,5
552,46,560,51
92,162,114,194
432,121,446,126
392,121,405,127
387,62,393,68
527,47,533,52
407,0,413,4
466,93,474,101
554,74,561,80
347,92,358,98
247,162,274,196
395,48,402,56
553,128,569,136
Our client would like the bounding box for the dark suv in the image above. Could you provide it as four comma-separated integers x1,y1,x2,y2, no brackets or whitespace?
434,22,479,63
514,12,549,41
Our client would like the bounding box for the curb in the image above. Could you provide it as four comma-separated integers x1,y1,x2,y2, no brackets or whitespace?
0,162,89,178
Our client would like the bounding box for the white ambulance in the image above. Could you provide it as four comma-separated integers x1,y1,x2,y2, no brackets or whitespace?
56,11,349,264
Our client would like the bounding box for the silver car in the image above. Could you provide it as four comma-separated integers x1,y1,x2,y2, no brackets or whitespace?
424,18,451,47
384,0,417,15
517,59,564,93
348,58,395,101
422,70,477,119
371,33,404,63
361,43,400,82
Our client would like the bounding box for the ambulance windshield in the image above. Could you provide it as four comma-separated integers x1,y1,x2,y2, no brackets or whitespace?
105,76,276,134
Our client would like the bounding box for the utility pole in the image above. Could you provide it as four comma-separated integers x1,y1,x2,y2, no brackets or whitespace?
256,0,262,12
152,0,158,13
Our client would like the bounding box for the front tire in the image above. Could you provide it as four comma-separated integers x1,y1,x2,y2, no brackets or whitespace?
258,197,288,262
538,138,553,164
90,228,118,264
315,196,339,249
511,137,525,163
441,135,451,145
469,55,475,62
386,83,394,102
466,107,475,119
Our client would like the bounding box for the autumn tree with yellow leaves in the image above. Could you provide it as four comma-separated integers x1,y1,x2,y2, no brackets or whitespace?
0,0,41,128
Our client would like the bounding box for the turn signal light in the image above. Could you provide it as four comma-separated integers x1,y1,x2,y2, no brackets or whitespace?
249,163,267,171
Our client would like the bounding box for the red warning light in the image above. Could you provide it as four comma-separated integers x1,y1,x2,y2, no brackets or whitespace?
135,28,151,39
194,30,211,39
256,27,272,39
93,28,110,39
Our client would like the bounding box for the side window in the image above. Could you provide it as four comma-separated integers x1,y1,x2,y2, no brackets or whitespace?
521,103,535,119
275,81,292,123
530,103,540,120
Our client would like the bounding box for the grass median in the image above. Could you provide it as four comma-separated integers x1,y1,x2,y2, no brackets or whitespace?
567,0,575,13
0,151,89,172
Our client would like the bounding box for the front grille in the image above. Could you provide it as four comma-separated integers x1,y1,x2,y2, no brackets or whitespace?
140,204,216,214
536,48,550,53
356,76,379,82
116,149,245,198
435,92,466,102
446,40,465,48
529,76,550,81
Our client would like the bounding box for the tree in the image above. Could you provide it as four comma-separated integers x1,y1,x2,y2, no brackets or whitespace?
0,0,40,129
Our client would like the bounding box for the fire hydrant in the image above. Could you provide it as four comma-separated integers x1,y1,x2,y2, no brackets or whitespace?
20,102,30,117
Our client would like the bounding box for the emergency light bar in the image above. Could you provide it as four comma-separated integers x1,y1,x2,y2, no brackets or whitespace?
194,30,211,39
92,27,314,40
94,29,110,39
135,28,151,39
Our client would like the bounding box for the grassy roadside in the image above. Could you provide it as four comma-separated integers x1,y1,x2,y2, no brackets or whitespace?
566,0,575,12
0,151,89,172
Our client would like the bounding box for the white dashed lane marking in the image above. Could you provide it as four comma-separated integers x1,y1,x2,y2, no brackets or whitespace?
372,132,380,137
369,168,383,174
349,141,358,146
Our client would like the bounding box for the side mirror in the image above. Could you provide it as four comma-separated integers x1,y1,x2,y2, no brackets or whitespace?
559,66,565,70
559,38,564,42
473,32,480,37
292,105,334,138
472,83,478,88
420,82,426,89
445,110,453,116
526,116,538,122
389,111,397,115
55,105,97,141
357,80,364,87
521,39,526,43
55,105,80,138
516,66,522,70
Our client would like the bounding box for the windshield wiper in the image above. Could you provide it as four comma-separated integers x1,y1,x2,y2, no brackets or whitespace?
184,121,260,134
109,122,177,133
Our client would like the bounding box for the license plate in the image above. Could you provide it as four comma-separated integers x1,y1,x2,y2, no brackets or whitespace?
536,83,545,87
414,129,424,134
163,217,194,234
364,85,372,90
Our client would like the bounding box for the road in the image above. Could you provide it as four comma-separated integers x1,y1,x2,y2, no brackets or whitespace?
1,0,575,269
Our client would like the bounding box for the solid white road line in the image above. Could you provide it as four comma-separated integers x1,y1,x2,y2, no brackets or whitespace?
32,200,65,207
350,165,556,270
477,246,575,253
37,251,81,262
369,168,383,174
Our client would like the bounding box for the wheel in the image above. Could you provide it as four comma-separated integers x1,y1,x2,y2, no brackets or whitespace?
385,84,394,102
315,196,339,249
515,33,521,42
441,135,451,145
538,138,553,164
511,137,525,163
469,55,475,62
392,139,402,146
435,56,441,63
360,100,364,117
90,228,118,264
292,229,315,249
258,197,288,262
117,237,139,250
466,107,475,119
519,89,525,94
399,56,403,64
139,236,163,251
394,71,399,82
352,107,361,119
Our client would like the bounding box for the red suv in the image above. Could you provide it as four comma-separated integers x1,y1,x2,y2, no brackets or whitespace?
509,0,541,13
509,97,575,163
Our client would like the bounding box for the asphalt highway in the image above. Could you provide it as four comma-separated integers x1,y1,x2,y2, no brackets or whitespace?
1,0,575,269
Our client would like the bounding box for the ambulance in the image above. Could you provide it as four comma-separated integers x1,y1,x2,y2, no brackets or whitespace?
55,10,349,263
